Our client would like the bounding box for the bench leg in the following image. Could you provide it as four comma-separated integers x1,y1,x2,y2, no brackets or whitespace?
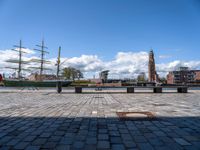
127,87,134,93
154,87,162,93
177,87,188,93
75,87,82,93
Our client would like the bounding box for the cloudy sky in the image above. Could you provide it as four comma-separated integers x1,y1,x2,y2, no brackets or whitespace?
1,48,200,79
0,0,200,78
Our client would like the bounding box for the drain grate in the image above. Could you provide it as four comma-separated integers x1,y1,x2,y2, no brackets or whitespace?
152,103,171,106
116,111,156,121
94,96,104,98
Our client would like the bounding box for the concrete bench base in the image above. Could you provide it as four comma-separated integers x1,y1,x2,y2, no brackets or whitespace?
177,87,188,93
75,87,82,93
154,87,162,93
127,87,134,93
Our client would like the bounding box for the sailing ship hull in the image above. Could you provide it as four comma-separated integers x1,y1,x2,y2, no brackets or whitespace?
3,80,72,87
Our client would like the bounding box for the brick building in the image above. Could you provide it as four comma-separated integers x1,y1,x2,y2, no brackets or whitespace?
195,71,200,81
167,67,200,84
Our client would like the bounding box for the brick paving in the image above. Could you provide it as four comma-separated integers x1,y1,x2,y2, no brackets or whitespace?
0,91,199,149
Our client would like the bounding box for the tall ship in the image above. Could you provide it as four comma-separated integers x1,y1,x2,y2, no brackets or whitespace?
2,40,72,87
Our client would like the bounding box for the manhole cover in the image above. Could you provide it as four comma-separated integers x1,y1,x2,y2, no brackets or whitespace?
126,113,148,118
116,112,156,121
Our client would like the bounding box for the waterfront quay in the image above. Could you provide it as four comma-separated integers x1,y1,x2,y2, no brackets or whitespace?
0,91,199,150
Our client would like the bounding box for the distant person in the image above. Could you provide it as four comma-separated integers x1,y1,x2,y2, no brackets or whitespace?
0,74,2,82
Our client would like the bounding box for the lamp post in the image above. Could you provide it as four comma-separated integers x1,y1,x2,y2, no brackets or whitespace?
56,46,62,93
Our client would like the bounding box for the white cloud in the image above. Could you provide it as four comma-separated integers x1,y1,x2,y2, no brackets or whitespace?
156,60,200,77
104,52,148,77
0,49,200,79
62,55,104,72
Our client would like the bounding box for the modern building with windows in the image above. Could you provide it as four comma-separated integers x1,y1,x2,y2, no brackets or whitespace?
167,67,200,84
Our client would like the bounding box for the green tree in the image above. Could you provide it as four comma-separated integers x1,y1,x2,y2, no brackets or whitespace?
62,67,83,80
76,69,83,80
159,77,167,84
137,76,145,82
137,73,146,82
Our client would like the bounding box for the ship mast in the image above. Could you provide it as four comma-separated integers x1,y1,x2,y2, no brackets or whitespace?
34,39,49,76
6,40,29,79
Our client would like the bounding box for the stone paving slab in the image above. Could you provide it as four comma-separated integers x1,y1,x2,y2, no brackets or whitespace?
0,91,199,149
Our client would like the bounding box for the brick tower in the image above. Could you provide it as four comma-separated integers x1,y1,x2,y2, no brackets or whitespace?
148,49,156,82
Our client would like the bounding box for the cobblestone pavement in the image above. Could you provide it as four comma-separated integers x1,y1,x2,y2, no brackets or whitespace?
0,91,200,150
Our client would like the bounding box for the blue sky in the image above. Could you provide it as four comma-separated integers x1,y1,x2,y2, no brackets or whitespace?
0,0,200,61
0,0,200,78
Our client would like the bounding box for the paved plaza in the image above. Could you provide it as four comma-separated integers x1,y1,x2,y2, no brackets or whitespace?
0,90,200,150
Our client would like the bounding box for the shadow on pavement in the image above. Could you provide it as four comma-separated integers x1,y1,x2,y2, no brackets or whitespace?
0,116,200,150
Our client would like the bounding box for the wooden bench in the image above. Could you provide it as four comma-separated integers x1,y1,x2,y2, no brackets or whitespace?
72,86,188,93
56,82,188,94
